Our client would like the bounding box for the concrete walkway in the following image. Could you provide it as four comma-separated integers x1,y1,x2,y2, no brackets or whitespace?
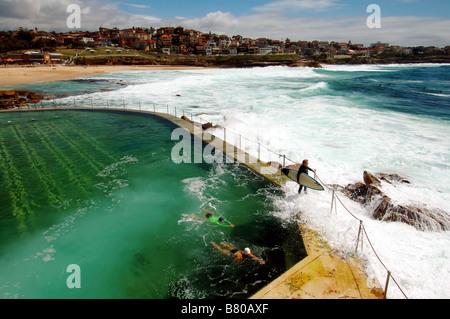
251,225,384,299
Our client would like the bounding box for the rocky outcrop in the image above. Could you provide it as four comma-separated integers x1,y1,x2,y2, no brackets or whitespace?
0,90,45,109
338,171,450,231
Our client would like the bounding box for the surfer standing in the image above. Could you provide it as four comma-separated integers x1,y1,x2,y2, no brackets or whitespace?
297,159,316,194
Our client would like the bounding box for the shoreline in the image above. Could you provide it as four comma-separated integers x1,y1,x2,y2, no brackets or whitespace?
0,64,209,88
2,62,447,108
1,61,449,89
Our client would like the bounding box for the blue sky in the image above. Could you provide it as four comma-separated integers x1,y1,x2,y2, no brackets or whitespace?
118,0,450,19
0,0,449,46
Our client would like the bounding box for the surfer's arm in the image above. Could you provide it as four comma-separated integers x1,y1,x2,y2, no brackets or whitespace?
307,166,316,174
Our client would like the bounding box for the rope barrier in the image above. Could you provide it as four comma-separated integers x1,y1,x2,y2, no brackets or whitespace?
315,171,408,299
18,99,409,299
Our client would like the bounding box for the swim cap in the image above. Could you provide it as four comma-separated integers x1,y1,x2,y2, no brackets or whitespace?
244,248,251,254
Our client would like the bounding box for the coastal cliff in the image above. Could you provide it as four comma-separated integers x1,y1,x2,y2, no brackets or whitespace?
72,54,322,68
72,53,449,68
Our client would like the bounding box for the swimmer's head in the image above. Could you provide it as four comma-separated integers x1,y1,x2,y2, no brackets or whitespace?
205,213,213,218
244,248,251,255
218,217,224,222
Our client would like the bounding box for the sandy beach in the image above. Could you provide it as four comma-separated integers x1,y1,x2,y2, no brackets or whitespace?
0,64,205,88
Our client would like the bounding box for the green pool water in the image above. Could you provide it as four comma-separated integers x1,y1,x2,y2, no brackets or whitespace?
0,109,305,299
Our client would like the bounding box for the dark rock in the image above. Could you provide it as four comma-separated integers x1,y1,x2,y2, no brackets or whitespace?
341,171,449,231
372,196,392,220
373,197,450,231
376,173,411,184
363,171,381,186
342,181,382,204
202,122,213,130
2,90,16,97
0,90,45,109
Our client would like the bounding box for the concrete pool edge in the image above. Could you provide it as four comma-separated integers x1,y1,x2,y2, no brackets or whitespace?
1,107,385,299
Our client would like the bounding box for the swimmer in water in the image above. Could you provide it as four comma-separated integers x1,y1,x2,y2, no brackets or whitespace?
210,242,265,265
190,207,235,228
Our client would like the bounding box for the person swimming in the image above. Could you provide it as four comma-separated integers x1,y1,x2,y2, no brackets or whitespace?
203,207,235,228
210,242,265,265
190,207,235,228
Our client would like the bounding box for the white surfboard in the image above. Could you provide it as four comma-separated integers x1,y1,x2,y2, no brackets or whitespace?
281,168,324,191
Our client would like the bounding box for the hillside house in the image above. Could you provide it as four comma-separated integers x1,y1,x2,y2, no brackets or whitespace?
160,34,172,46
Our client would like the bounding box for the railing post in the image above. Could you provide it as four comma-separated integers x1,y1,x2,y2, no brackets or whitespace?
355,220,363,253
330,190,335,214
384,271,391,299
258,142,261,160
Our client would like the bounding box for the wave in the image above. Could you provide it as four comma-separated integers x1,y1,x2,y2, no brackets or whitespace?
426,92,450,98
299,81,328,92
321,64,393,72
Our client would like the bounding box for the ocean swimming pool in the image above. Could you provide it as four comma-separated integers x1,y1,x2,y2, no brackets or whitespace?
0,109,305,299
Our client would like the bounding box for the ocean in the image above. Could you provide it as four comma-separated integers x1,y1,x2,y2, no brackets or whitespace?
5,63,450,298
